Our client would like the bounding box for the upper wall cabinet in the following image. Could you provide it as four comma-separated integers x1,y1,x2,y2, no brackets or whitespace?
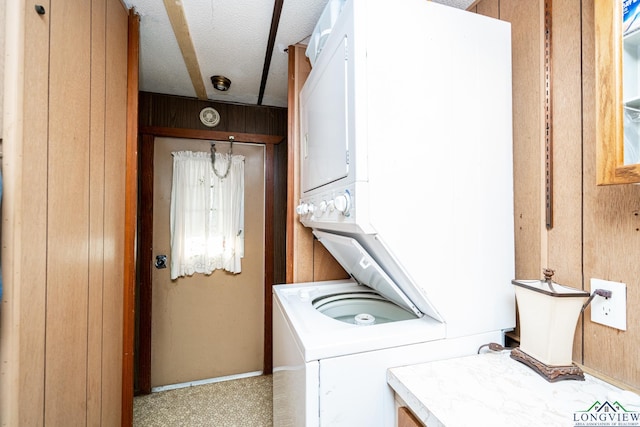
596,0,640,184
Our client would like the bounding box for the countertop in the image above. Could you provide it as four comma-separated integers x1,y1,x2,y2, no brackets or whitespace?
387,351,640,427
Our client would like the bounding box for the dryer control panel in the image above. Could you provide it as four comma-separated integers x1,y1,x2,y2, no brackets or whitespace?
297,183,373,234
297,190,351,218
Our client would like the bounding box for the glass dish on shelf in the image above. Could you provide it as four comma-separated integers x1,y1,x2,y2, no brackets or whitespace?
624,105,640,165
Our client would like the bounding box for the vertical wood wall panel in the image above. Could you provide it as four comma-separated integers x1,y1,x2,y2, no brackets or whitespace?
136,134,154,395
498,0,545,280
546,0,585,361
123,10,140,424
1,0,130,424
476,0,499,18
102,0,128,423
582,1,640,389
226,104,248,131
286,45,314,283
273,80,289,285
274,140,287,284
265,143,275,372
547,0,583,287
0,1,50,425
88,0,107,422
17,2,50,424
45,0,92,423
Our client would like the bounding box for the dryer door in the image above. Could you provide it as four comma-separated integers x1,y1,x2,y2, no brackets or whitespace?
300,35,350,194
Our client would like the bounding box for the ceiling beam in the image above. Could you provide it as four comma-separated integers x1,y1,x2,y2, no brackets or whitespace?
162,0,208,100
258,0,284,105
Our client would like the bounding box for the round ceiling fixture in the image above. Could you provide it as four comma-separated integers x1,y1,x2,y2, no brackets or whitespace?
211,75,231,91
199,107,220,127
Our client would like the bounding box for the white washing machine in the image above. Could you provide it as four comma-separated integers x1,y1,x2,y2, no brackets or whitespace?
274,0,515,425
273,234,509,427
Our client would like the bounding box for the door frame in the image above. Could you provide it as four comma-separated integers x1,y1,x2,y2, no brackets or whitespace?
134,126,283,395
123,10,139,427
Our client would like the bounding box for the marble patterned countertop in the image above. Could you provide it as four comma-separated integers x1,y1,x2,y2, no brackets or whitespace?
387,351,640,427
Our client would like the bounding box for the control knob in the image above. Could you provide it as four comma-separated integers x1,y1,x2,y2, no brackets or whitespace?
307,203,316,215
296,203,308,215
296,202,316,216
333,192,352,216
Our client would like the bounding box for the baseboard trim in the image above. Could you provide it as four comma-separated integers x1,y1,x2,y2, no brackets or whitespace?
151,370,264,393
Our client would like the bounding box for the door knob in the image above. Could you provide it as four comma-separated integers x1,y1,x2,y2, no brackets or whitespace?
155,255,167,269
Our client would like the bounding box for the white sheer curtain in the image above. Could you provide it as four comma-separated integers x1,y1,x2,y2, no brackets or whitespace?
170,150,245,280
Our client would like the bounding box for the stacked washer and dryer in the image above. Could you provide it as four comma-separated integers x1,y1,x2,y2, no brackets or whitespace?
273,0,515,425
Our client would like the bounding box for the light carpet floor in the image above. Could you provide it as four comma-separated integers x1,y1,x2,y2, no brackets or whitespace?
133,375,273,427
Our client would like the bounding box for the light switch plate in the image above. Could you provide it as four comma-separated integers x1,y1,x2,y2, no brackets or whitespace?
590,278,627,331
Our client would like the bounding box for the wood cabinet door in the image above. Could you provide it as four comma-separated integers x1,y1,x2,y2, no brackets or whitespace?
398,407,425,427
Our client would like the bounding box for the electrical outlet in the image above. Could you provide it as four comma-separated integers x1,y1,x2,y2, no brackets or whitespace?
590,279,627,331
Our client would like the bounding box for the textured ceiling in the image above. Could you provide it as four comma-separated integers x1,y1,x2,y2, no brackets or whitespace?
122,0,475,108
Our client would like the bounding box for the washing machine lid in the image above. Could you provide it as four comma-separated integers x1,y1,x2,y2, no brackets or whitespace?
313,230,439,319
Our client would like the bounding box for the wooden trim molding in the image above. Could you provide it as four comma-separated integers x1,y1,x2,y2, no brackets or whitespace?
263,144,275,374
140,126,284,145
122,8,139,427
136,134,155,395
286,45,299,283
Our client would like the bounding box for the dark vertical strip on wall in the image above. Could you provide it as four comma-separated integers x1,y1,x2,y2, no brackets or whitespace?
135,134,154,396
264,144,275,374
273,141,287,285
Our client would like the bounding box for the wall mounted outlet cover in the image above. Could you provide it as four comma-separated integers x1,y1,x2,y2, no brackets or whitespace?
590,278,627,331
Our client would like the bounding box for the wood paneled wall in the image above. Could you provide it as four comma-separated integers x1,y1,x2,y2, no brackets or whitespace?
1,2,49,425
474,0,545,281
473,0,640,391
286,45,315,283
581,1,640,390
0,0,130,425
139,91,287,136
